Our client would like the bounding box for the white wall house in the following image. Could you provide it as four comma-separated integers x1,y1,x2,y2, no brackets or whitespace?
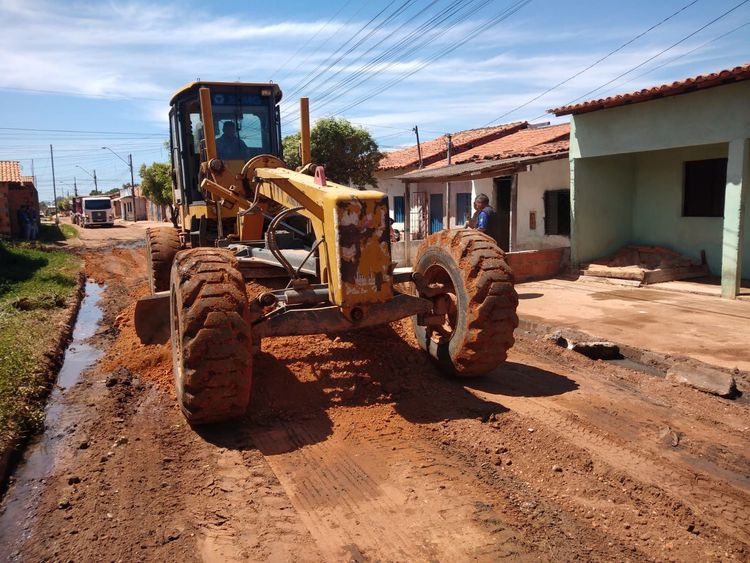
373,123,570,263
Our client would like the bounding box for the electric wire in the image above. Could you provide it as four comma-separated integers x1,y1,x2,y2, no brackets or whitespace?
328,0,531,118
594,19,750,99
270,0,356,81
280,0,497,127
282,0,405,101
282,0,480,124
549,0,750,112
482,0,701,125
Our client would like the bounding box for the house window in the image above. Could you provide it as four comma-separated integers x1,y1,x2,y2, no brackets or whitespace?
456,193,472,226
393,196,405,223
683,158,727,217
544,189,570,236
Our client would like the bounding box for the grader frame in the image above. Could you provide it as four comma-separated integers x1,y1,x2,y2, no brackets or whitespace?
136,81,519,425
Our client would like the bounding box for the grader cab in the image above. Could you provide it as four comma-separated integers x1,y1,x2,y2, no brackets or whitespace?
135,81,519,425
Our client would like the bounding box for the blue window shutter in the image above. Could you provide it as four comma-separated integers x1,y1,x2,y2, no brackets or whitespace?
393,196,405,223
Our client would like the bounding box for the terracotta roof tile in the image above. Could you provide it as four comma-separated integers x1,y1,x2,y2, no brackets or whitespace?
20,175,34,184
422,123,569,168
378,122,526,170
0,161,23,183
550,63,750,116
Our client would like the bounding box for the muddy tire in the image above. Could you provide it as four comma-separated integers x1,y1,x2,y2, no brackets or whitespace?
170,248,252,425
412,230,518,376
146,227,181,293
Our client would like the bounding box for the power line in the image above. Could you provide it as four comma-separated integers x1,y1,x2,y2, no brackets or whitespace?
0,126,165,136
274,1,371,85
327,0,532,118
282,0,477,123
0,85,164,102
270,0,357,81
283,0,444,108
483,0,701,125
595,19,750,99
281,0,498,127
283,0,410,101
549,0,750,112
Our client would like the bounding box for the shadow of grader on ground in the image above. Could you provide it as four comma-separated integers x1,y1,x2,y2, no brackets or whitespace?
198,320,578,455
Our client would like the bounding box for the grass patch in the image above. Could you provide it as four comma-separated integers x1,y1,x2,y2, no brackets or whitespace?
37,223,78,242
0,241,81,446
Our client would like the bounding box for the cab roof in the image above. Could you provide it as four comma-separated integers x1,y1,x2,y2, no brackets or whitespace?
170,81,283,105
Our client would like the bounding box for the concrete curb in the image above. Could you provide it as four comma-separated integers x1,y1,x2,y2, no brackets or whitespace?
516,316,746,397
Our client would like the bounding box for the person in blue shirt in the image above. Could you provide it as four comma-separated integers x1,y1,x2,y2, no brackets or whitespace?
472,193,498,243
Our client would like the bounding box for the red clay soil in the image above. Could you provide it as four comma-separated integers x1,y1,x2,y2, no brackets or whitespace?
1,242,748,561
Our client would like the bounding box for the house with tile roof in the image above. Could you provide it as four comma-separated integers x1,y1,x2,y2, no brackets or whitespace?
373,122,570,275
374,123,526,237
0,161,39,238
550,63,750,298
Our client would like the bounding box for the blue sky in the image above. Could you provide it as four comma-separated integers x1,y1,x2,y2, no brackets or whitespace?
0,0,748,202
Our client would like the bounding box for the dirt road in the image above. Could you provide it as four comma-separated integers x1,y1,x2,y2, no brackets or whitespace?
1,225,748,561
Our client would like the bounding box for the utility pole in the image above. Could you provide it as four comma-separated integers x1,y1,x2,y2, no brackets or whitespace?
413,126,423,169
445,134,453,231
50,144,59,225
129,154,137,223
76,165,98,194
102,147,137,222
74,177,78,197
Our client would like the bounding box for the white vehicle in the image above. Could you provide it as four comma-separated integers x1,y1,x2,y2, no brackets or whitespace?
74,196,115,228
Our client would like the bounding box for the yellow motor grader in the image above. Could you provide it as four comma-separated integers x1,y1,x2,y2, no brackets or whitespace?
135,81,519,425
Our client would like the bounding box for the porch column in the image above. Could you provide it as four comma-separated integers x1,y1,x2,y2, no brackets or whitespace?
509,174,518,251
721,138,749,298
404,181,412,265
444,181,451,230
569,158,580,267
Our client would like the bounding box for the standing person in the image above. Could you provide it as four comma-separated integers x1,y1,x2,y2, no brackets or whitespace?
471,194,499,243
28,206,39,240
16,205,30,240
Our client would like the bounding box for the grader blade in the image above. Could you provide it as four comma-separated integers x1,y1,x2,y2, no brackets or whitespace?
134,291,171,345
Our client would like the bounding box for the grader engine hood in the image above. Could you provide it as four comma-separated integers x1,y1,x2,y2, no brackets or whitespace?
333,196,393,307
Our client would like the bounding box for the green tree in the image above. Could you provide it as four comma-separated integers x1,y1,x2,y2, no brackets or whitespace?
282,118,382,188
282,133,302,170
57,196,72,212
139,162,177,227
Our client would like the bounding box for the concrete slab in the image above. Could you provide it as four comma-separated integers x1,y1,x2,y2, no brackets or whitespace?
515,278,750,371
666,362,737,398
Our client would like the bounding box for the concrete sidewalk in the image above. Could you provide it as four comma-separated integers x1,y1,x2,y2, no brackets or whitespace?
515,278,750,371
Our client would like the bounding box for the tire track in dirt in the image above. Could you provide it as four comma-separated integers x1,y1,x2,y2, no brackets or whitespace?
470,379,750,547
251,414,526,562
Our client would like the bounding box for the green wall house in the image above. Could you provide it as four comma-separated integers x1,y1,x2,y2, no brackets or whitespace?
551,64,750,298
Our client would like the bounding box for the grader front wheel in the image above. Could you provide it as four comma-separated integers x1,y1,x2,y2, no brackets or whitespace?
170,248,253,425
146,227,181,293
413,230,519,376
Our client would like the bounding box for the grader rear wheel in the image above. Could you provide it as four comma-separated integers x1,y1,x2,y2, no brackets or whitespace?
170,248,252,425
146,227,181,293
413,230,518,376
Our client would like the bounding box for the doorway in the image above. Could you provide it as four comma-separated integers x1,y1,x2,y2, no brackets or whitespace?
493,176,512,250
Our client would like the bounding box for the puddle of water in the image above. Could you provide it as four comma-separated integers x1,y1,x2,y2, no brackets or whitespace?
57,283,103,389
0,281,105,555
